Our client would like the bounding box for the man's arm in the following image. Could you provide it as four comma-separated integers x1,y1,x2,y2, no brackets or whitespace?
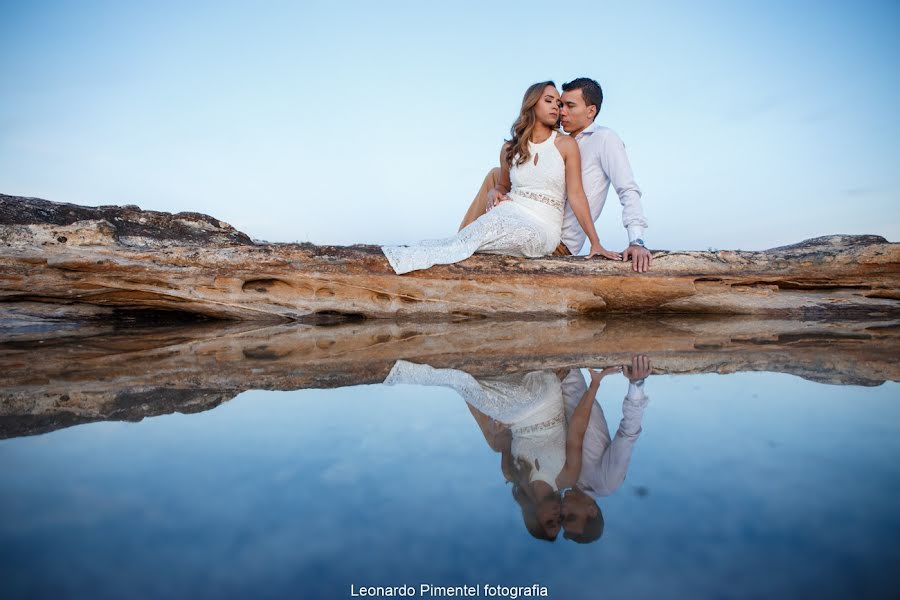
601,132,652,272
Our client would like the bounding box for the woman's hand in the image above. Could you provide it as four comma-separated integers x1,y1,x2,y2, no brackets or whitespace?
586,243,622,261
485,187,510,212
488,417,509,435
588,366,622,384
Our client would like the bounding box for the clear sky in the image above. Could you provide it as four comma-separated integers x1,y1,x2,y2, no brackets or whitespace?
1,0,898,251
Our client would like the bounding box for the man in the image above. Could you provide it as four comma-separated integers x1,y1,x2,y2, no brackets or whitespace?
458,78,652,273
558,355,652,543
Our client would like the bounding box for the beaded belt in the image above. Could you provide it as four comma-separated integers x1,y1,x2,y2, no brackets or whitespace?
513,190,564,212
513,412,564,435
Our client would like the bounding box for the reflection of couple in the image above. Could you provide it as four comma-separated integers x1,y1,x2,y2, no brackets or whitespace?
383,356,652,543
382,78,651,274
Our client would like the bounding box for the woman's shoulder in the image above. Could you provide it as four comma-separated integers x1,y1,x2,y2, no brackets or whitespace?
554,132,578,155
554,132,576,147
499,141,513,164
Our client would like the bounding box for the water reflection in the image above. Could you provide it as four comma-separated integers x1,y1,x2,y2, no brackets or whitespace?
1,316,898,439
2,317,900,598
384,357,654,543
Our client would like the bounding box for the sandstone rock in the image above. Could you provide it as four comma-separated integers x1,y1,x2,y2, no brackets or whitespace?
1,194,898,320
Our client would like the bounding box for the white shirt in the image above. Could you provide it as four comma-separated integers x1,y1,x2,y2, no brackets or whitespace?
560,121,648,255
561,369,649,498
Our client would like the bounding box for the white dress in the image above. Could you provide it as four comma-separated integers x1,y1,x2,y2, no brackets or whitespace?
383,360,567,491
382,131,566,274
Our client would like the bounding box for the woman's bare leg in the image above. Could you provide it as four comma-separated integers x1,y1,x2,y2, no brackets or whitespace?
459,168,502,231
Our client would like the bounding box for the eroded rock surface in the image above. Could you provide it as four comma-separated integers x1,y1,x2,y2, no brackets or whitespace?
1,194,898,320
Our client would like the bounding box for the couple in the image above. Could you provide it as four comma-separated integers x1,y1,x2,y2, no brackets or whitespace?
384,357,652,543
381,78,651,275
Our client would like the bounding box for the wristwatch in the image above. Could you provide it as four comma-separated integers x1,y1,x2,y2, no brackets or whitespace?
630,238,646,248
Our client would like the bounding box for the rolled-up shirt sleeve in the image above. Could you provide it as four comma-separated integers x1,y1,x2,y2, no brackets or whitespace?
600,131,648,244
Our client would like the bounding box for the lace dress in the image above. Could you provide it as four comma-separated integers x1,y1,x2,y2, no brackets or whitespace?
383,360,567,490
382,131,566,274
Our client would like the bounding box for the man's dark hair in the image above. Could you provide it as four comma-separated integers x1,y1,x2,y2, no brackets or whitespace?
563,504,605,544
562,78,603,120
563,513,603,544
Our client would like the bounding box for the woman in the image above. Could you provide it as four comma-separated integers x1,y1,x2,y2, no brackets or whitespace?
381,81,621,274
383,359,619,541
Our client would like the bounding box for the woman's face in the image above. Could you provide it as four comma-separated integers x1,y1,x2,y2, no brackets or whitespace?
532,85,561,128
536,496,562,538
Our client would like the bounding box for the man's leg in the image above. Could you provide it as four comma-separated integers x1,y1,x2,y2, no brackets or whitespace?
552,242,572,257
459,168,501,231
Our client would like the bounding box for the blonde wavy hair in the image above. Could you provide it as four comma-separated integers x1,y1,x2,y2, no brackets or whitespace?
504,80,557,169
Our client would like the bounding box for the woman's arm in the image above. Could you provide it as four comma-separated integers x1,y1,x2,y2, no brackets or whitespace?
487,143,513,211
557,367,621,489
557,136,622,260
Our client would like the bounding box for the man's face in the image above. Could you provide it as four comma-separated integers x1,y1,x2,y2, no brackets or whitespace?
561,490,598,535
560,89,596,135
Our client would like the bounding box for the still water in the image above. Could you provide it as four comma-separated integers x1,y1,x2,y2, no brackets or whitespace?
1,318,899,599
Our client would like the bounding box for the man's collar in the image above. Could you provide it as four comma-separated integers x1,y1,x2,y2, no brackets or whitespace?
564,119,602,139
580,119,603,136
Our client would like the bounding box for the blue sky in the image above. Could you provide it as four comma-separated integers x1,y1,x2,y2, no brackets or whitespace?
1,0,898,250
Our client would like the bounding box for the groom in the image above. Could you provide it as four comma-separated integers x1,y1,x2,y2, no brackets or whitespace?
459,77,652,273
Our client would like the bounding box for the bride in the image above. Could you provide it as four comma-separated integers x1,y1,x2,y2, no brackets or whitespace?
383,359,619,541
381,81,621,275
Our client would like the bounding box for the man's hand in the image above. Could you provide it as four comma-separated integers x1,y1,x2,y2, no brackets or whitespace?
623,355,652,382
586,243,622,261
623,244,652,273
485,187,510,212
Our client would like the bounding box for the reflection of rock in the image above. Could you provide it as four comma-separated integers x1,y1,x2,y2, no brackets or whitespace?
1,316,897,439
0,301,210,343
2,194,899,320
1,389,235,441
